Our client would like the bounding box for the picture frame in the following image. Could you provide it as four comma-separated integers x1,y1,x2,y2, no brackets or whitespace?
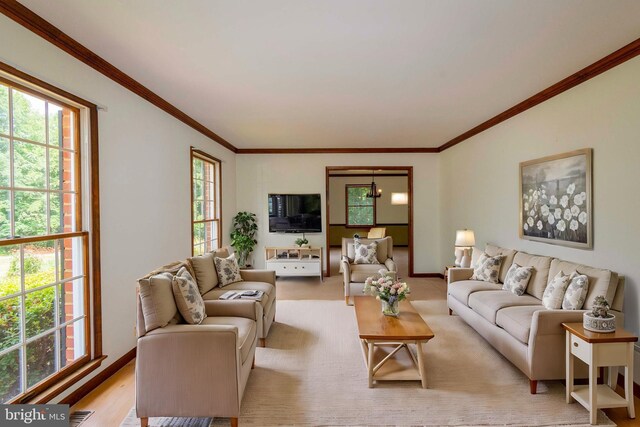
519,148,593,249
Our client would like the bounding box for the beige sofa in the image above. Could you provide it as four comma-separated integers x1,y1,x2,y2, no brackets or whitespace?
135,249,277,426
447,244,625,394
340,237,397,305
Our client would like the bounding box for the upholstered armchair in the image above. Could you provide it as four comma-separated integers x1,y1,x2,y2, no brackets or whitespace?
136,297,258,427
340,236,397,305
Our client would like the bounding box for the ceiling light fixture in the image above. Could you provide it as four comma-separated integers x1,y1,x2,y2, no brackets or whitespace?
366,170,382,198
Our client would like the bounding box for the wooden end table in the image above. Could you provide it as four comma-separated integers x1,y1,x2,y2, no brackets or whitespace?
562,322,637,425
354,296,435,388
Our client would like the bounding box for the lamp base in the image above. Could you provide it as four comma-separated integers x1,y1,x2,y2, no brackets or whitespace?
454,248,463,267
460,248,472,268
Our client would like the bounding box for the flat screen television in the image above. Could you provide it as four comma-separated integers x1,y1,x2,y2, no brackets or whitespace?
268,194,322,233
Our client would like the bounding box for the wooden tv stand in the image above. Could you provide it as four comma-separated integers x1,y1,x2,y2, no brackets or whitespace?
265,246,323,280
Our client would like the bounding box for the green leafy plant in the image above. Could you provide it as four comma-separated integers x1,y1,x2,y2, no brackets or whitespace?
230,212,258,267
295,234,308,247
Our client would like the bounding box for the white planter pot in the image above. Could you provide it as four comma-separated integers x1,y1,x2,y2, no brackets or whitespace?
583,312,616,333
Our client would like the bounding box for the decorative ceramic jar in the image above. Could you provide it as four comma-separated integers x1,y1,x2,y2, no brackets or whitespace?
583,312,616,333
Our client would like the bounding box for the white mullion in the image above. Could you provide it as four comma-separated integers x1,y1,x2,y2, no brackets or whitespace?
45,102,51,235
18,244,27,393
8,88,15,238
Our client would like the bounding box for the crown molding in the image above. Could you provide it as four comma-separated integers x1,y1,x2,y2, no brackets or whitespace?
437,35,640,152
236,147,438,154
0,1,237,153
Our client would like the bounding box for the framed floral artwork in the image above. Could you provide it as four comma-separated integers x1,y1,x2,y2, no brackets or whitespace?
519,148,593,249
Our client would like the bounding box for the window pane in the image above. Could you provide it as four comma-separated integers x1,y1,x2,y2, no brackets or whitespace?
12,89,46,144
0,296,21,351
25,287,56,339
49,148,61,190
205,221,218,250
14,140,46,189
193,222,204,245
14,191,46,238
0,84,8,135
348,206,374,226
0,138,9,187
193,201,203,221
0,190,10,239
48,104,62,147
55,237,82,281
193,179,203,200
193,244,203,256
50,193,77,234
26,332,55,388
193,158,203,180
0,245,20,298
0,348,22,403
59,279,83,325
60,151,75,192
60,319,85,369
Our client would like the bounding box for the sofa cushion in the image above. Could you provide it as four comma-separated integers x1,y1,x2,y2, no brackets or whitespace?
188,252,218,294
214,254,244,287
138,272,182,333
485,244,517,283
471,253,503,283
542,271,572,309
203,281,275,318
548,259,618,309
562,274,589,310
468,290,542,324
513,252,552,299
448,280,502,306
354,240,378,264
201,316,256,363
172,267,207,324
496,306,544,344
502,263,534,296
347,238,390,264
349,263,385,282
470,247,482,268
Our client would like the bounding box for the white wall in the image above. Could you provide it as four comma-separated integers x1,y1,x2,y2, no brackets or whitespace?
236,154,440,273
0,16,237,400
329,176,409,224
440,56,640,379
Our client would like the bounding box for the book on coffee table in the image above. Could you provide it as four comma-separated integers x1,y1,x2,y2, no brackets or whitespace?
219,290,265,301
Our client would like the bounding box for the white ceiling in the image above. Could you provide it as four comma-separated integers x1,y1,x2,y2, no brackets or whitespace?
19,0,640,150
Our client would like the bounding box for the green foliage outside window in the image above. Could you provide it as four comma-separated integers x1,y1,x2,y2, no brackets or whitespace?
346,186,374,226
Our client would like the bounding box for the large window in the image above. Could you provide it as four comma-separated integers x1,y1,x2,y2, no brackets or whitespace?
0,76,93,403
191,149,221,255
346,185,375,227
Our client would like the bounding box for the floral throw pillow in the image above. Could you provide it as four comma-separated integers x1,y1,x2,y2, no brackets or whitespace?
171,267,207,324
542,271,572,309
354,241,378,264
562,274,589,310
471,253,504,283
502,263,534,296
214,254,244,287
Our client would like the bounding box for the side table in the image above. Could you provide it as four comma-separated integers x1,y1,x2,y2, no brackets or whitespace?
562,322,637,425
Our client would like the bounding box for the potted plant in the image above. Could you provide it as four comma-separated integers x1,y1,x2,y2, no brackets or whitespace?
583,296,616,333
230,211,258,268
295,234,309,248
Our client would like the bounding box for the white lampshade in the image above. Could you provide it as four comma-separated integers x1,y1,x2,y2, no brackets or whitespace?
391,192,408,205
454,229,475,247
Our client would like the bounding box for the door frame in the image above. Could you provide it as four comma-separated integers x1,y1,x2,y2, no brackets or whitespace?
325,166,414,277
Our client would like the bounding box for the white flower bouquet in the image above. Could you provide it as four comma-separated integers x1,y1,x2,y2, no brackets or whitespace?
363,270,410,316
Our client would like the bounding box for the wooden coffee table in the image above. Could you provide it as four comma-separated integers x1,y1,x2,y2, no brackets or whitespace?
354,296,435,388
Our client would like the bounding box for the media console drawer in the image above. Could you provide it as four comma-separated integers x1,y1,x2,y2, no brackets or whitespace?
264,246,324,280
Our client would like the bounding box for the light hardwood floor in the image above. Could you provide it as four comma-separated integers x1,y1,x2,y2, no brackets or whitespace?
71,248,639,426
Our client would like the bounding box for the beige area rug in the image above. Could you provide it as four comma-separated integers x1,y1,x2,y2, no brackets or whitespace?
122,300,613,427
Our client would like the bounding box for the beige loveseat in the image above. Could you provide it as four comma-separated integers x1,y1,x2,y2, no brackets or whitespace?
447,244,625,394
340,237,397,305
135,249,276,426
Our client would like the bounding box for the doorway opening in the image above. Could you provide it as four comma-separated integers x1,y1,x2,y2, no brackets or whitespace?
325,166,413,277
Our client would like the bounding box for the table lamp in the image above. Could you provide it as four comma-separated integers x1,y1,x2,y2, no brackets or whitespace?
454,229,475,268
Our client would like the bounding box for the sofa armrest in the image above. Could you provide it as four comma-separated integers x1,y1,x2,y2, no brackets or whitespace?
204,299,259,321
240,269,276,285
448,268,474,284
384,258,397,272
136,325,242,417
530,309,586,337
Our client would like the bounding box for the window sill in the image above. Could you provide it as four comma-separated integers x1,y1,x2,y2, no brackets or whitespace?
27,356,107,404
